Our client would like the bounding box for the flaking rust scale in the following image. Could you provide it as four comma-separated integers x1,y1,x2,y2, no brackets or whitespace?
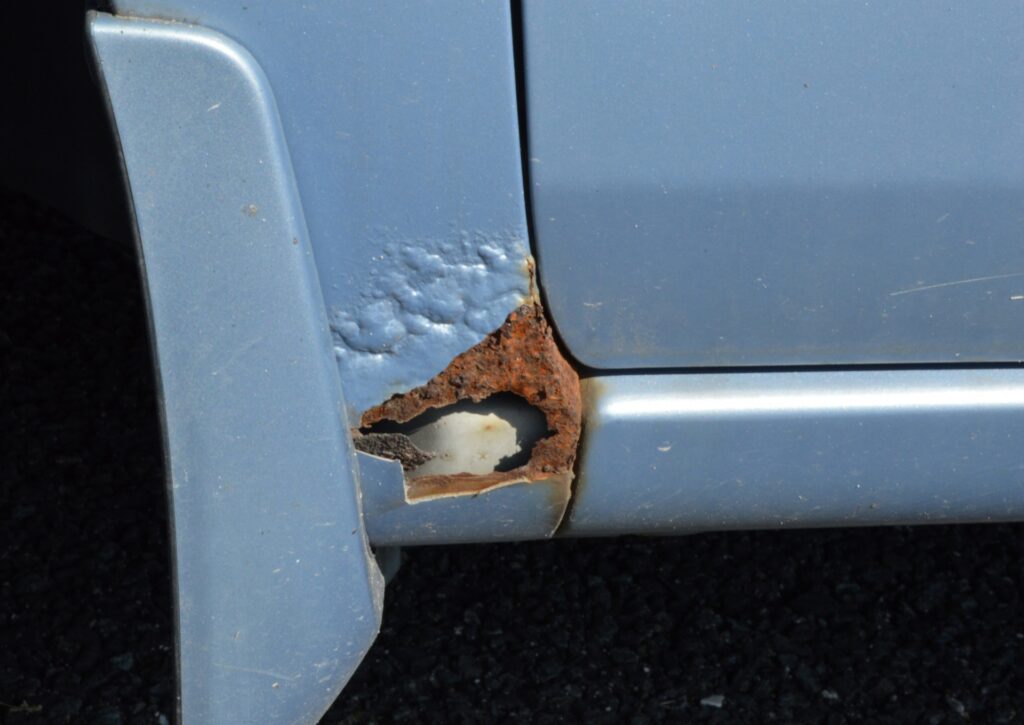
352,432,434,471
357,302,582,501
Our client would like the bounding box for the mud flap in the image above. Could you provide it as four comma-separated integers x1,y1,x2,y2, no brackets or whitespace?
89,15,383,724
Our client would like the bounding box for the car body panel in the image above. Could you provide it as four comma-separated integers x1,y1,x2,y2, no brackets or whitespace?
522,1,1024,368
79,4,1024,722
110,0,533,414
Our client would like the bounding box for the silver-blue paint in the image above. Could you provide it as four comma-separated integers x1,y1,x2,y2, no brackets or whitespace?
522,0,1024,369
359,453,570,546
566,370,1024,536
330,232,529,403
110,0,532,412
90,15,383,724
88,8,1024,723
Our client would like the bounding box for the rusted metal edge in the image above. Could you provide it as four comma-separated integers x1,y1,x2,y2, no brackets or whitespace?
356,300,582,504
352,432,434,471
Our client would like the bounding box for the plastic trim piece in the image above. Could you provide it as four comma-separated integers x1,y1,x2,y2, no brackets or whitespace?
89,15,383,724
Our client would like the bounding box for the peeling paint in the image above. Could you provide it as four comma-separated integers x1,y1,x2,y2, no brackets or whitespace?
352,432,433,471
358,450,573,545
359,302,582,503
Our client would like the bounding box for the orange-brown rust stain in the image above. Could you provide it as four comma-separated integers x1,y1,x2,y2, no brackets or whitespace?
552,377,606,535
360,303,582,501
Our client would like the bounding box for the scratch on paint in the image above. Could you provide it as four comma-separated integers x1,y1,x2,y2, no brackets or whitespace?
211,337,264,377
889,272,1024,297
212,662,299,681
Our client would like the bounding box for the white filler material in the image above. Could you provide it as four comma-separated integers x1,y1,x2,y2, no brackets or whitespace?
407,412,520,477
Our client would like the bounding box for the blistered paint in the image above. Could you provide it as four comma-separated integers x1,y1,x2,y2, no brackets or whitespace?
110,1,531,414
330,231,532,411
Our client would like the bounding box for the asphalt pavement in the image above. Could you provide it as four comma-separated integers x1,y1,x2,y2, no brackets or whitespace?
1,189,1021,724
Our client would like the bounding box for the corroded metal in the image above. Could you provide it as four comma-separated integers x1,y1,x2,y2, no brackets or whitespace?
353,431,434,471
359,302,582,502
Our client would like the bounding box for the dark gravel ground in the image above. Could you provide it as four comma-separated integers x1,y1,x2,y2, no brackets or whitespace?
1,189,1022,724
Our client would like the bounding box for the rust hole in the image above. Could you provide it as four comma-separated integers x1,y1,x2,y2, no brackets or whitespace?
360,392,551,476
356,303,582,501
